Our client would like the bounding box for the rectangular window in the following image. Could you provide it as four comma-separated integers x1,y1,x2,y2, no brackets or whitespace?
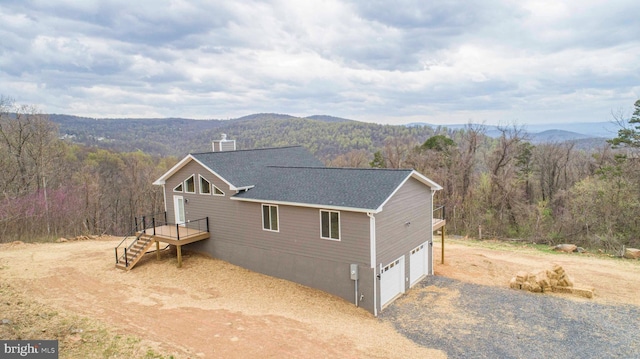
185,175,195,193
320,210,340,240
262,204,279,232
200,175,211,194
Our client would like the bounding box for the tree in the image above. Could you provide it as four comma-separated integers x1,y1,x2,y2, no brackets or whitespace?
608,99,640,150
369,151,386,168
0,97,63,195
484,125,529,235
420,135,455,152
534,142,574,202
327,149,370,168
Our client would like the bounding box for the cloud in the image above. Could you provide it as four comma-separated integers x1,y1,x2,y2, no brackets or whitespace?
0,0,638,125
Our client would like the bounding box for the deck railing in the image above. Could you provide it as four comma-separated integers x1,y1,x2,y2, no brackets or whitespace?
135,212,169,235
115,212,168,265
154,217,210,241
434,205,446,221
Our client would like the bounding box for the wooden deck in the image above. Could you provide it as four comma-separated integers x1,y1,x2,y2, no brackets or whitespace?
135,225,210,268
137,225,210,245
433,218,446,231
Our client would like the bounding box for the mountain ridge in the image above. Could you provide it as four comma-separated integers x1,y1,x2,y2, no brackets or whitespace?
48,112,614,158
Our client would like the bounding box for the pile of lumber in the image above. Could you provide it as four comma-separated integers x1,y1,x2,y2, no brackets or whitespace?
509,264,594,299
623,247,640,259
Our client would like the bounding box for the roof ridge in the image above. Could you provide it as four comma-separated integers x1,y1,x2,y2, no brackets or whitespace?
266,166,413,171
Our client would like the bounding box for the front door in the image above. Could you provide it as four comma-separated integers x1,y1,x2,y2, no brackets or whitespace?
173,195,185,225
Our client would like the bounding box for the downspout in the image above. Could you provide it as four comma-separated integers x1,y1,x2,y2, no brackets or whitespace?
162,184,167,213
367,212,378,317
430,190,435,275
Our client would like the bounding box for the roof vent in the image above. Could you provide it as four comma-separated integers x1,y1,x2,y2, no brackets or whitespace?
212,134,236,152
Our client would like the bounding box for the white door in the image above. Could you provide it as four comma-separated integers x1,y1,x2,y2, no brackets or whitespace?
410,243,427,287
173,195,185,225
380,256,404,307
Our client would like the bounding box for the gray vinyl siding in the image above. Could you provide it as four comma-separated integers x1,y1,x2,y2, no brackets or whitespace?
163,159,374,311
164,159,370,263
375,177,433,267
164,161,232,225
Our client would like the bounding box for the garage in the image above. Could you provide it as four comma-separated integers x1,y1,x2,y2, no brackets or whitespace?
410,243,428,287
380,256,405,307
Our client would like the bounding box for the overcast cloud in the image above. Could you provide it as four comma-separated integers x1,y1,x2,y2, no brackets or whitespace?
0,0,638,125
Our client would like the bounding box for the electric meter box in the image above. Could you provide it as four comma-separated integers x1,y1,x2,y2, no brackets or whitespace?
350,264,359,280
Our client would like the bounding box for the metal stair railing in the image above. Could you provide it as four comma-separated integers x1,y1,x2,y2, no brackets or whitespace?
115,212,166,268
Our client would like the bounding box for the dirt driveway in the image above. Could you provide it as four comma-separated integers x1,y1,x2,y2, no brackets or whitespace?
2,237,639,358
0,238,443,358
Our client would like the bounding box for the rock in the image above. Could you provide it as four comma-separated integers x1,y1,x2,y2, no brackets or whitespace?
575,247,585,253
57,237,68,243
1,318,11,325
623,248,640,259
554,244,577,253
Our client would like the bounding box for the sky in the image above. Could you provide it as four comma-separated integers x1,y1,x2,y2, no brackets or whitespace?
0,1,639,126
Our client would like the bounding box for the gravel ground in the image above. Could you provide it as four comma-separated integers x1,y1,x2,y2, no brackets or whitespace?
380,276,640,359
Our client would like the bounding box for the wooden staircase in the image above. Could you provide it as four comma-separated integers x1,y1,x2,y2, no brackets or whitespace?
115,233,155,270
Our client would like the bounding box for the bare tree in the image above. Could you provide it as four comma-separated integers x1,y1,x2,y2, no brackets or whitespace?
326,149,370,168
0,98,61,195
534,142,575,202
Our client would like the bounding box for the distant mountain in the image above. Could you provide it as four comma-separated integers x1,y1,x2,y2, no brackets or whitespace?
525,122,619,138
234,113,354,123
49,112,618,159
305,115,354,123
235,113,298,122
406,121,618,142
49,112,435,159
529,130,593,143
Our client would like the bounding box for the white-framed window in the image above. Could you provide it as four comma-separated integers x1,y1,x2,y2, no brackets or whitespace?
320,210,340,240
262,204,279,232
173,182,183,192
199,175,211,195
184,175,195,193
213,184,224,196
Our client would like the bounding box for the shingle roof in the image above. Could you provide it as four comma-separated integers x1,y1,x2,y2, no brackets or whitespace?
156,145,440,212
233,166,414,211
191,146,323,188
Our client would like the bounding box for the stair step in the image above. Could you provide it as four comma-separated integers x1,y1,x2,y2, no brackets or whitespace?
115,236,156,270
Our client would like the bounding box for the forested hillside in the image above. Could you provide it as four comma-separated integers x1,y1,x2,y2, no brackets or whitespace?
3,97,640,253
51,113,436,160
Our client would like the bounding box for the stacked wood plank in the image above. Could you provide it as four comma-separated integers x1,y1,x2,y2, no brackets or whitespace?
623,248,640,259
509,264,594,299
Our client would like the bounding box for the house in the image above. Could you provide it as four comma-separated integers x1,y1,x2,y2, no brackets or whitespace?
150,139,443,315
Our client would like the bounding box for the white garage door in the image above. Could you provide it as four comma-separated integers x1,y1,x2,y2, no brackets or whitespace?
410,243,427,287
380,256,404,307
